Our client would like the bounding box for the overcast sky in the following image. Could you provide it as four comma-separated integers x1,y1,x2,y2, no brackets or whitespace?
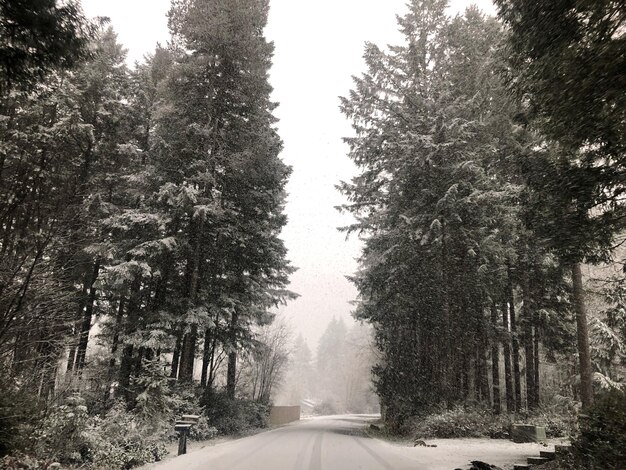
81,0,496,350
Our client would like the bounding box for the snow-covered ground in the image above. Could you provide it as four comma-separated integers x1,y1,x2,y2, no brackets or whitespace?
140,415,568,470
388,437,569,470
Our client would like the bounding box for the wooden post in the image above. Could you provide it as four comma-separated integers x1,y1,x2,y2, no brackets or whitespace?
175,423,194,455
177,429,188,455
175,416,199,456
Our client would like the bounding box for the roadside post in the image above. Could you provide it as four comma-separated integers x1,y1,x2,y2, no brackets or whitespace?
175,414,200,455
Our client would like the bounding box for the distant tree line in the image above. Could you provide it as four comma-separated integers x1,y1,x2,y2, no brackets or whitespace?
278,319,378,414
340,0,625,430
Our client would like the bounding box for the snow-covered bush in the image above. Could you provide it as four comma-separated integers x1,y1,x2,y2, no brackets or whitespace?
189,415,218,441
27,396,168,469
85,402,168,469
201,391,269,435
409,406,513,438
32,393,91,463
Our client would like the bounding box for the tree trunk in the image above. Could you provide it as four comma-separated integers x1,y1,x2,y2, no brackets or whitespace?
170,332,182,379
227,350,237,399
207,328,219,390
479,347,489,403
179,326,197,382
502,302,515,412
109,297,125,367
75,259,101,371
522,268,536,410
508,266,522,412
66,269,92,373
178,216,204,383
200,328,212,387
118,277,141,402
226,308,239,399
572,262,593,408
491,303,501,414
105,296,125,400
533,309,540,407
511,307,522,412
119,344,134,401
66,345,77,375
440,220,453,405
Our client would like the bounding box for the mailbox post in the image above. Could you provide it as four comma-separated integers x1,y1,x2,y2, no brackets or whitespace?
175,414,200,456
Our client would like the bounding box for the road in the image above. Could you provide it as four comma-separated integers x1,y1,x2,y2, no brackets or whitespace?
145,414,553,470
146,414,421,470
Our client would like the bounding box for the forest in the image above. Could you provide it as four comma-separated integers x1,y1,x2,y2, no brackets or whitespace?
339,0,625,467
1,0,298,467
1,0,625,469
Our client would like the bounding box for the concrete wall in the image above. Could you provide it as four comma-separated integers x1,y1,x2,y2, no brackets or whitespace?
269,406,301,425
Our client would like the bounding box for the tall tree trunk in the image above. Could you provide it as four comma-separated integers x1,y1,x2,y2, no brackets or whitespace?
207,326,219,390
502,302,515,412
109,297,125,368
170,331,182,379
200,328,212,387
479,344,489,404
179,326,197,382
440,220,453,404
119,344,134,401
66,345,77,375
105,296,125,400
510,304,522,412
66,269,91,373
75,259,101,371
491,303,501,414
461,351,470,401
508,266,522,411
572,262,593,408
178,217,203,383
227,350,237,398
533,309,540,407
522,268,536,410
226,308,239,399
118,277,141,402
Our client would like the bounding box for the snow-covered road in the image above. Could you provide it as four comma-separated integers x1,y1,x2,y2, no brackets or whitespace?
143,414,556,470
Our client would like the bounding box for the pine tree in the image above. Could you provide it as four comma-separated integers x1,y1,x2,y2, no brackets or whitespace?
495,0,626,409
151,0,294,391
340,1,565,423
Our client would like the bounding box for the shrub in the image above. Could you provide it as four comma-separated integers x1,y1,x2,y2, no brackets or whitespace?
201,391,269,435
0,453,54,469
32,393,91,464
409,406,513,439
531,409,576,438
189,415,218,441
28,396,168,469
407,401,577,440
0,375,43,457
572,388,626,469
85,401,169,469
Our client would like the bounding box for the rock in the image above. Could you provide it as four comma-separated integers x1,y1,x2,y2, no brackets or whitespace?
469,461,503,470
414,439,437,447
369,424,380,431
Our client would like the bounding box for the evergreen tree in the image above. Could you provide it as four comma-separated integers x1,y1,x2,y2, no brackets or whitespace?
0,0,94,94
339,1,573,425
151,0,294,393
495,0,626,408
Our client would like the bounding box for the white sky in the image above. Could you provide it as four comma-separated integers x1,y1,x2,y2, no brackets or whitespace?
81,0,496,349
